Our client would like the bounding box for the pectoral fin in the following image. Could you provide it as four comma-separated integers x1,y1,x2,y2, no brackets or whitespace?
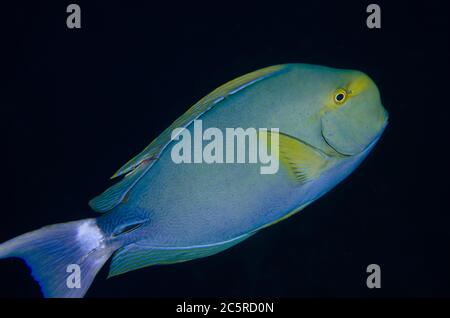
260,131,331,184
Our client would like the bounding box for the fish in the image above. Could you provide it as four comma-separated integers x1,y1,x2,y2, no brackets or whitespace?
0,63,388,297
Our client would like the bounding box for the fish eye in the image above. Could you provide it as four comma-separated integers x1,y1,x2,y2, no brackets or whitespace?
334,89,347,105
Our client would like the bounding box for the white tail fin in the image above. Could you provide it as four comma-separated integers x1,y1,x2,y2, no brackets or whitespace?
0,218,114,298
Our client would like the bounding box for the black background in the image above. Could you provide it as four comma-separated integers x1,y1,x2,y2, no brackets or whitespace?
1,0,449,298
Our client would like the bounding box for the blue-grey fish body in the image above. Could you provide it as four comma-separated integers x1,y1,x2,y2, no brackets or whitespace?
0,64,388,297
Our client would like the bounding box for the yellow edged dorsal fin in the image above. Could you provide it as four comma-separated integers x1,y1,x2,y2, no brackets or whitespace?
111,64,288,179
260,131,331,184
89,65,288,213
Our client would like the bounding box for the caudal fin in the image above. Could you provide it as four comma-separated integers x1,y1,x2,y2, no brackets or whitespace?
0,218,114,298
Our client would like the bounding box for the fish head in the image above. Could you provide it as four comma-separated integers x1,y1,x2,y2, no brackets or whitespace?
319,70,388,156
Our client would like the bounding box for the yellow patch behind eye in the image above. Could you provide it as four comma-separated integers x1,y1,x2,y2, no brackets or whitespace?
345,73,371,96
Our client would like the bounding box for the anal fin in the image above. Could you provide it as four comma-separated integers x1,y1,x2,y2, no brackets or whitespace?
108,233,254,277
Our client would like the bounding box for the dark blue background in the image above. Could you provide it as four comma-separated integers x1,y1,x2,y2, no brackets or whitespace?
1,1,449,298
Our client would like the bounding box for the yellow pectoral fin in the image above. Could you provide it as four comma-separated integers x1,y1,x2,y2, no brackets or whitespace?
259,131,330,184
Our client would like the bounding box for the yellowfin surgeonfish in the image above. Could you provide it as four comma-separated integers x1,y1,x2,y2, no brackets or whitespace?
0,63,388,297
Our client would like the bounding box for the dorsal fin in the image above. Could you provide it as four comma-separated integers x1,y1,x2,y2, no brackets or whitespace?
89,64,288,213
112,64,288,179
89,160,151,212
